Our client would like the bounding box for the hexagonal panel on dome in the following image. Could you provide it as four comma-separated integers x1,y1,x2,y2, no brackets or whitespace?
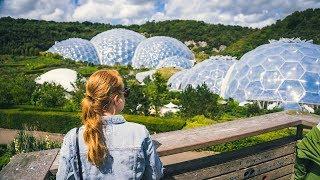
91,28,146,66
167,56,236,95
132,36,194,69
223,38,320,109
47,38,99,64
278,80,305,102
156,56,194,69
279,62,304,79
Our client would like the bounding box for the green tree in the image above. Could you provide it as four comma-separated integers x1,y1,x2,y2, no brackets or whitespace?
180,84,220,119
0,79,14,108
124,81,150,115
31,82,67,108
10,75,36,105
143,73,168,115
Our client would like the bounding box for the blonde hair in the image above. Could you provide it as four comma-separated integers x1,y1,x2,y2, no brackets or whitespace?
81,69,124,166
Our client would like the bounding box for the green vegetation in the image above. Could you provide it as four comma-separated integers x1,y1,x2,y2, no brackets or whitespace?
223,9,320,57
0,130,61,170
0,17,253,57
199,128,296,152
1,9,318,168
0,108,186,134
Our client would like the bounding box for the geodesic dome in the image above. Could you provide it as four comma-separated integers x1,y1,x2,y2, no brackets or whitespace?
132,36,194,69
156,56,194,69
35,68,78,92
91,28,146,66
223,38,320,109
168,56,236,94
47,38,99,64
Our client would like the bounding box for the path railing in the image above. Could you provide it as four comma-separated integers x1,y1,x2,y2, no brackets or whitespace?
1,111,319,179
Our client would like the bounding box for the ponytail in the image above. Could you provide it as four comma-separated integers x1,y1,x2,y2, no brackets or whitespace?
81,69,123,166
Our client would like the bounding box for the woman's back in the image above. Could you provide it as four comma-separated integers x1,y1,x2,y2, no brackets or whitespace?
57,115,163,179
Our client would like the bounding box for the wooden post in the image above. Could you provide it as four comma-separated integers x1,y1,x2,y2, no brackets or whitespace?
296,124,303,140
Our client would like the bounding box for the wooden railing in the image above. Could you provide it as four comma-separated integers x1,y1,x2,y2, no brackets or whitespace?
1,111,319,179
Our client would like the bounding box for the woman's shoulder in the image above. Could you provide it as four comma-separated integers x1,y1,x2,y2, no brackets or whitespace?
122,121,150,136
63,126,84,143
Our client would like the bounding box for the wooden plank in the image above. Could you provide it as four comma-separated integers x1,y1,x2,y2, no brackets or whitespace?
276,173,294,180
49,111,316,174
210,154,295,180
0,149,59,180
165,137,296,179
153,111,304,156
248,164,294,180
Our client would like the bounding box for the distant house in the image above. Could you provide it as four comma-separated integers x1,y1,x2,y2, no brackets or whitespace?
160,102,180,115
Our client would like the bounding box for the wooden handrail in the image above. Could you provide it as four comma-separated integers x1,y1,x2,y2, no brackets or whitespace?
48,111,319,174
1,111,319,178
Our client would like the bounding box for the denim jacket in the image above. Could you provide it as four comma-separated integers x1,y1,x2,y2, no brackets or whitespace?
56,115,164,180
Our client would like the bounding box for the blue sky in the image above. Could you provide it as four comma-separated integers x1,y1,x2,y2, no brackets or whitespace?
1,0,320,28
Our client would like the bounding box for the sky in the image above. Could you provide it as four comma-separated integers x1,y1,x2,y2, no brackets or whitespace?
0,0,320,28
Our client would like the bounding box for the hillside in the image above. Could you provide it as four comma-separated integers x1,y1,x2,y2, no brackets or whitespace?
0,17,254,56
1,8,320,59
223,8,320,57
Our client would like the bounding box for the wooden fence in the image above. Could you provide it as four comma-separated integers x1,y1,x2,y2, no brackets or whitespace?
1,111,319,179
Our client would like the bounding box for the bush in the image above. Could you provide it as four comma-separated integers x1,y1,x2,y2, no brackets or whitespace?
0,130,61,171
124,114,186,133
7,130,61,155
0,152,11,171
199,128,296,152
183,115,215,129
31,82,67,108
0,109,81,134
0,108,186,134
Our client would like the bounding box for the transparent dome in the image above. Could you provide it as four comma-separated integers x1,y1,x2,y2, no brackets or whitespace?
132,36,194,69
223,38,320,109
168,56,236,95
91,28,146,66
47,38,99,64
156,56,194,69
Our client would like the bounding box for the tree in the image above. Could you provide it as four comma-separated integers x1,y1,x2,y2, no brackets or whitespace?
10,75,36,105
143,73,168,115
180,84,220,119
31,82,67,108
123,81,150,115
0,79,14,108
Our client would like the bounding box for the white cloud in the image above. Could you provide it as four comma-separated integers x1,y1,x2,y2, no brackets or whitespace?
1,0,320,27
153,0,320,28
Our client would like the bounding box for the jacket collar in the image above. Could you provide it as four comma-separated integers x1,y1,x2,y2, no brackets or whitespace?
102,115,126,125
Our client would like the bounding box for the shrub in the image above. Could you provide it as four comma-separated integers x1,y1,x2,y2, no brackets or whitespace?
0,130,61,171
0,109,81,134
0,108,186,134
124,114,186,133
7,130,61,155
31,82,67,108
198,128,296,152
183,115,215,129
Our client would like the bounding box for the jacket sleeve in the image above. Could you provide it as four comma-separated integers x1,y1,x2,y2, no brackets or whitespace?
56,129,76,180
142,128,164,180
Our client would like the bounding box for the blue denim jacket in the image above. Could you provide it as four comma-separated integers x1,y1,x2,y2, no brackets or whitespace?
56,115,164,180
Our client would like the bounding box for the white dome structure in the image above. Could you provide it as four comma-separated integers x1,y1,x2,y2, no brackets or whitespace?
223,38,320,110
156,56,194,69
35,68,78,92
47,38,99,64
132,36,194,69
168,56,236,95
91,28,146,66
135,70,156,83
